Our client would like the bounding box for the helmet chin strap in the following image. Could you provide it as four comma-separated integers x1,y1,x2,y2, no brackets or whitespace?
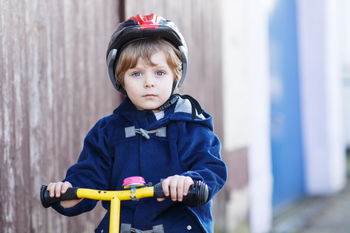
157,81,179,111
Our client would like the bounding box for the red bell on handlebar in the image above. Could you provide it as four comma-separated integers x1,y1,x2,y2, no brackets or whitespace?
122,176,146,189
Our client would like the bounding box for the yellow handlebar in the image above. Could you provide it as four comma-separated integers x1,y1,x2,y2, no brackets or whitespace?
40,180,208,233
76,186,155,201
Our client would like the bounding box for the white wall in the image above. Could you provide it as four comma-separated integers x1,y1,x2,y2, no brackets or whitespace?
221,0,273,232
340,0,350,148
246,1,273,232
297,0,346,194
221,0,250,151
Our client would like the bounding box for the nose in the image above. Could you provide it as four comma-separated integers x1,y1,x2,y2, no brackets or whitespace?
144,74,155,88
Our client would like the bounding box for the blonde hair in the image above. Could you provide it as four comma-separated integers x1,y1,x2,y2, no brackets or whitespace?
115,39,182,88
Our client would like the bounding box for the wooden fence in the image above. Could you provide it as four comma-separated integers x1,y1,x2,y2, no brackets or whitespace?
0,1,120,232
0,1,236,232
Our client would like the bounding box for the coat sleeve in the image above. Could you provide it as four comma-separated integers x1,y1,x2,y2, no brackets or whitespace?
51,118,113,216
177,121,227,200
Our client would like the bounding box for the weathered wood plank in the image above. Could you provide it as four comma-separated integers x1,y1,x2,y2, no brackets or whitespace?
0,0,120,232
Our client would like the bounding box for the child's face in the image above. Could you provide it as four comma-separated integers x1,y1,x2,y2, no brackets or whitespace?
123,51,175,112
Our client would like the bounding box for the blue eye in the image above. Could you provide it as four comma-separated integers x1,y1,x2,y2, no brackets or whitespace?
132,72,141,77
156,71,165,76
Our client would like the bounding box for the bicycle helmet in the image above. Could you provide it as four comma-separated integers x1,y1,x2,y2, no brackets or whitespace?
106,13,188,94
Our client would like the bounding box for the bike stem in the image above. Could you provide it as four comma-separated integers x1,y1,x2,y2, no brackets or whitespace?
110,197,121,233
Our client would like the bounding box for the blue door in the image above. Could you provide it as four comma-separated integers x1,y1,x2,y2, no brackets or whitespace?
269,0,305,209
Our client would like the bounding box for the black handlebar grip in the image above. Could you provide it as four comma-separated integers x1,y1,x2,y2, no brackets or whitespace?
40,185,79,208
154,180,209,207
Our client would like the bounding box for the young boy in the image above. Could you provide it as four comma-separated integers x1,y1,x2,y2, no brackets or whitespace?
47,14,227,233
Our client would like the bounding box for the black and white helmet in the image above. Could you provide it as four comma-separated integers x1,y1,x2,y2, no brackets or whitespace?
106,13,188,93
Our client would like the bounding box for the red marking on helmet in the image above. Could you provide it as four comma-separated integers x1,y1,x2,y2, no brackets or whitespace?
129,13,160,29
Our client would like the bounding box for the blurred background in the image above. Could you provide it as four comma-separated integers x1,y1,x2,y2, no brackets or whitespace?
1,0,349,232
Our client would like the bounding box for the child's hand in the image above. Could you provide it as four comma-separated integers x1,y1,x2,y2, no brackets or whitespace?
47,181,83,208
157,175,194,202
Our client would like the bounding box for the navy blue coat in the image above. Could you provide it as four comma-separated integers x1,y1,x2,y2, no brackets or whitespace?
52,97,227,233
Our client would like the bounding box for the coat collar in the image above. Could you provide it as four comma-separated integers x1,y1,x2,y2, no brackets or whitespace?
112,96,213,130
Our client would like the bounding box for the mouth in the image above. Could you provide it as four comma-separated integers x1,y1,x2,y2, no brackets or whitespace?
143,94,157,98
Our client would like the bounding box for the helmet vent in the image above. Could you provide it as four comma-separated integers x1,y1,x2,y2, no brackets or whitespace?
130,13,160,29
